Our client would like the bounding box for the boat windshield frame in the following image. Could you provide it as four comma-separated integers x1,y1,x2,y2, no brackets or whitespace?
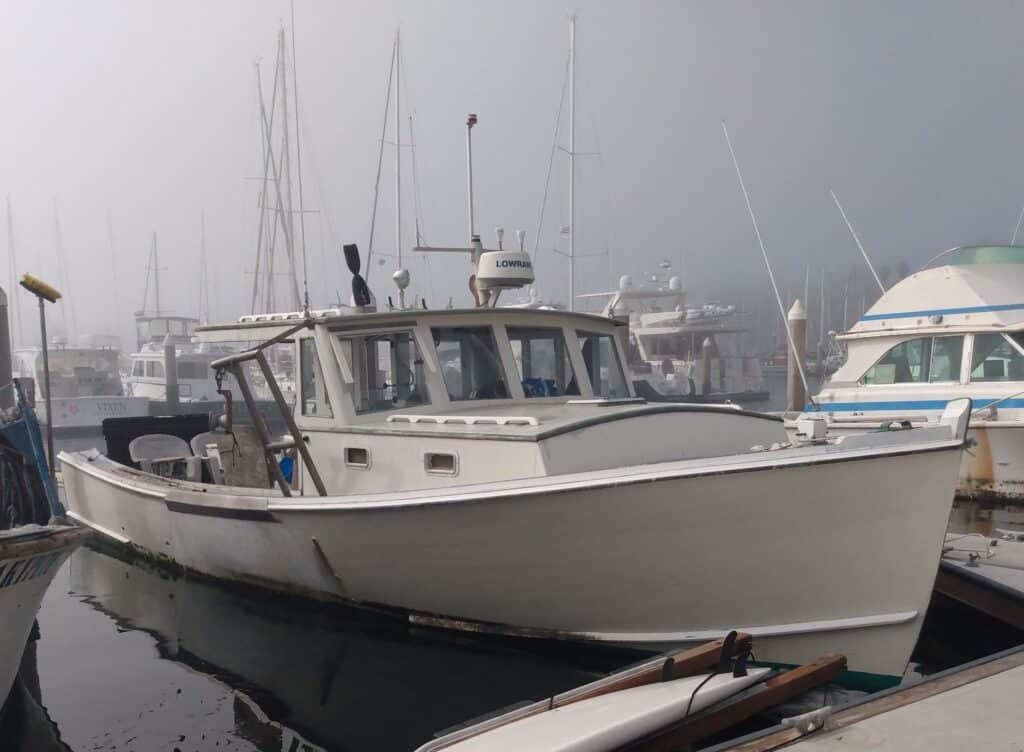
303,309,631,424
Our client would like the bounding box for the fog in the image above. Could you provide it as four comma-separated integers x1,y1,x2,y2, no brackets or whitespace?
4,0,1023,351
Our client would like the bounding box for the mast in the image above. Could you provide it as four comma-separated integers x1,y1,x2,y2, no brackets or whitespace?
52,199,77,341
568,14,576,312
106,210,121,338
199,211,210,323
278,27,301,310
5,196,22,346
152,232,161,316
395,28,402,271
290,0,309,309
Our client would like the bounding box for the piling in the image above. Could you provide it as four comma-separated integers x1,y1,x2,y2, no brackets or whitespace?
163,334,180,412
701,337,713,396
0,287,12,411
786,299,807,412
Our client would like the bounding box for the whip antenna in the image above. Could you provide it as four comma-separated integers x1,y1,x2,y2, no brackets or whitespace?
830,189,884,294
721,121,815,409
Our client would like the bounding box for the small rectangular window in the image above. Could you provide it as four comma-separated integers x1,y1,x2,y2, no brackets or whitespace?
577,331,629,398
345,447,369,468
146,360,165,378
300,338,333,417
425,452,457,475
431,326,508,401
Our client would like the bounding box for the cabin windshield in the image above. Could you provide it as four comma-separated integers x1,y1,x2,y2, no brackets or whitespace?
431,326,509,401
578,331,629,398
38,350,123,398
861,336,964,385
336,330,429,413
970,333,1024,382
507,326,580,398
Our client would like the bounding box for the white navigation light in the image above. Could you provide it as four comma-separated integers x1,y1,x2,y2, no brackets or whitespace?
475,251,534,291
393,268,410,290
516,229,526,251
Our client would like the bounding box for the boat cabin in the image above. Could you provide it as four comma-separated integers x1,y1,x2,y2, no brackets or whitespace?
817,246,1024,419
13,347,124,399
197,306,784,495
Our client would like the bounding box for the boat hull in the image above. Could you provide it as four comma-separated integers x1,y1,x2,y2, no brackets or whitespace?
39,396,150,431
60,435,962,686
788,420,1024,502
0,526,91,706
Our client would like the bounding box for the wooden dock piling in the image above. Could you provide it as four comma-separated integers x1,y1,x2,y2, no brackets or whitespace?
786,299,807,412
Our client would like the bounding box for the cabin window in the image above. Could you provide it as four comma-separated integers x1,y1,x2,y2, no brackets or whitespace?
300,338,333,417
577,331,629,398
507,327,580,398
861,336,963,385
431,326,508,401
970,333,1024,382
337,330,429,414
131,360,144,377
146,360,164,378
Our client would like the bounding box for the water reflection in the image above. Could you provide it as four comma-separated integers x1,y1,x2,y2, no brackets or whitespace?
49,544,631,752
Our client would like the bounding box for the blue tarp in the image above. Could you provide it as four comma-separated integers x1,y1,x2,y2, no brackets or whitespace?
0,382,62,517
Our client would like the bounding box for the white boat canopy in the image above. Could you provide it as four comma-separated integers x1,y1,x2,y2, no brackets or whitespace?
843,246,1024,340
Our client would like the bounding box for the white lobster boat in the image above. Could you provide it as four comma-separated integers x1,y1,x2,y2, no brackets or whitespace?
57,236,974,691
800,246,1024,502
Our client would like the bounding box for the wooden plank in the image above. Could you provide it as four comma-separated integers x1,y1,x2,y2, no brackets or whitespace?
614,653,847,752
554,633,753,708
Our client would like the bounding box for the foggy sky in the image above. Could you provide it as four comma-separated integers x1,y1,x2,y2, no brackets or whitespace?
3,0,1024,349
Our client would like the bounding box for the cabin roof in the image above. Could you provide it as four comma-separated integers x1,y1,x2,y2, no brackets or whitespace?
335,400,778,441
195,306,624,343
841,258,1024,340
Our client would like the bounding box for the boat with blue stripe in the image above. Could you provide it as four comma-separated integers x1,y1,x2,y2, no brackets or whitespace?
797,245,1024,502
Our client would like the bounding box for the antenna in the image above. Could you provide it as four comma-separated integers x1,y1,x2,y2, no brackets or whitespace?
365,31,398,283
721,121,814,409
395,28,402,272
568,13,576,312
1012,202,1024,245
829,189,885,294
466,113,477,240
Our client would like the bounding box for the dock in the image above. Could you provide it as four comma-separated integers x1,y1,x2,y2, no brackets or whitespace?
708,646,1024,751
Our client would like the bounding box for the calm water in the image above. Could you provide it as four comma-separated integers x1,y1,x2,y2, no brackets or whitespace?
13,545,633,752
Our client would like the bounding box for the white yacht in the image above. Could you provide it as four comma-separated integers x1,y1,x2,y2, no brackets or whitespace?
801,245,1024,502
12,343,148,430
125,314,234,404
57,232,974,689
582,268,768,403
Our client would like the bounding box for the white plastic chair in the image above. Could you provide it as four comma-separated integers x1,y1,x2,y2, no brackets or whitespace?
128,433,201,481
190,431,226,484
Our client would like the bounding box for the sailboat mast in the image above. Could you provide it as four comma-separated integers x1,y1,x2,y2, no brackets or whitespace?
568,14,576,312
200,211,210,323
289,0,309,308
5,196,22,346
153,232,162,316
278,27,300,310
395,29,402,270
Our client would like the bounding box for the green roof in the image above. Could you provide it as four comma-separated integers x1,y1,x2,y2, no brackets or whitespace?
927,245,1024,268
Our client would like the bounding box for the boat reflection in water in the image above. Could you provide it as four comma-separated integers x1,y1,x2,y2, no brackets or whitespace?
65,544,631,752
